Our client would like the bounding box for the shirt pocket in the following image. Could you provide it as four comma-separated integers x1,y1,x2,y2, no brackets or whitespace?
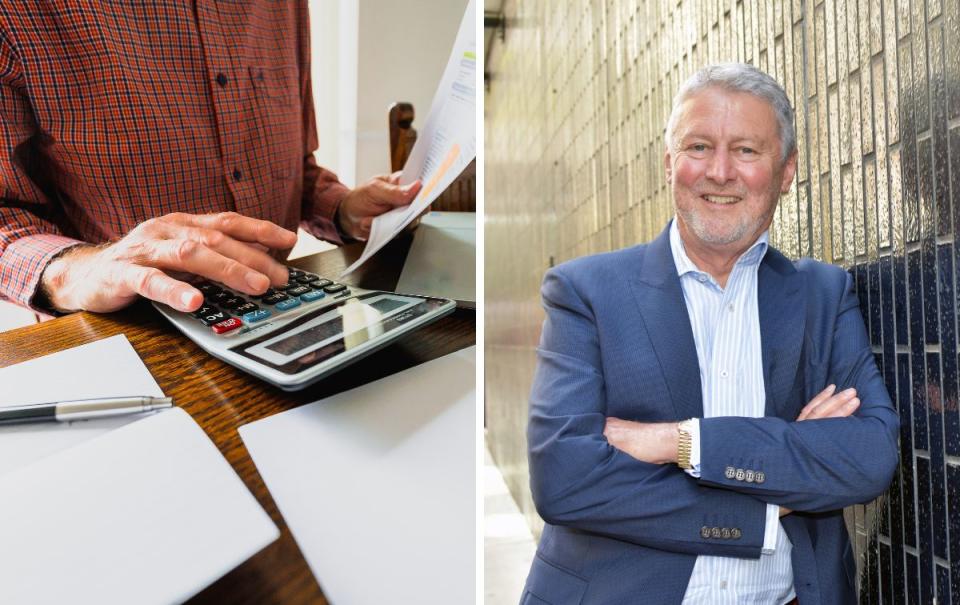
249,65,301,180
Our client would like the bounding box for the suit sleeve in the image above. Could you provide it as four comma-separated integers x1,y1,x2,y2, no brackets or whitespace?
528,267,770,558
697,271,900,512
0,32,84,311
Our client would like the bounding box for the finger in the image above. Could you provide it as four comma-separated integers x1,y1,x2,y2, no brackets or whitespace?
125,266,201,312
149,239,275,294
368,180,421,208
797,384,836,421
174,226,289,287
804,388,858,420
167,212,298,250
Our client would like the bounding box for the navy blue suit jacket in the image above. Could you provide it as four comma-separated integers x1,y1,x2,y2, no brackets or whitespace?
521,225,900,605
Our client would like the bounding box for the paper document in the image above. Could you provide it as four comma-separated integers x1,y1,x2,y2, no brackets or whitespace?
396,211,476,307
343,0,476,276
0,334,164,476
239,347,476,605
0,407,279,605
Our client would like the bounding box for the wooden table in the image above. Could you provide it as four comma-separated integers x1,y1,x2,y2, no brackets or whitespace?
0,234,475,604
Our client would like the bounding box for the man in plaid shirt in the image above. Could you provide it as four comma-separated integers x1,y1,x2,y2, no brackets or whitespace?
0,3,419,315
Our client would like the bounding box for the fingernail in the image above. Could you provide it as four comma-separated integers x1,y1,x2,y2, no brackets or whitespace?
180,290,196,310
843,388,856,395
246,272,268,291
848,398,860,406
828,384,836,392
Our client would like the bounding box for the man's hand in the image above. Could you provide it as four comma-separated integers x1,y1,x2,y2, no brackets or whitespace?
796,384,859,420
779,385,859,518
40,212,297,313
336,172,422,241
603,418,679,464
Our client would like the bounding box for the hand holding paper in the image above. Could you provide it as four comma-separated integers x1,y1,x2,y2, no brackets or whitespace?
342,0,477,276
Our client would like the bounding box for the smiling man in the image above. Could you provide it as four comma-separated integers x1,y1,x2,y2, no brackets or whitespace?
521,64,899,605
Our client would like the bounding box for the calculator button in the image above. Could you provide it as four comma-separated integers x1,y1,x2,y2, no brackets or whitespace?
198,309,229,326
310,279,333,289
250,288,275,300
220,296,245,310
262,292,290,305
286,285,311,297
323,283,347,294
301,290,326,303
242,309,271,323
296,274,320,284
211,317,243,334
192,304,219,319
277,282,301,291
275,298,302,311
207,290,231,304
234,302,259,315
196,283,222,296
288,269,304,279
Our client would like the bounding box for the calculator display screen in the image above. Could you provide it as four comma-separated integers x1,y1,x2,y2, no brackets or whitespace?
231,293,449,374
264,297,408,356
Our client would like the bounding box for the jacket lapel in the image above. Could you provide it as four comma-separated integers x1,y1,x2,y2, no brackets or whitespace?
629,226,704,420
757,249,806,418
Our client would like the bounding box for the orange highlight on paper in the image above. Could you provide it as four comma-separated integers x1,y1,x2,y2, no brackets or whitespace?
418,144,460,201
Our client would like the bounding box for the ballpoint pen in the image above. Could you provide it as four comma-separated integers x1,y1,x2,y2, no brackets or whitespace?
0,396,174,425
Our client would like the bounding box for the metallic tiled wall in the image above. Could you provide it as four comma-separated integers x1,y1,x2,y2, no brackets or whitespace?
485,0,960,600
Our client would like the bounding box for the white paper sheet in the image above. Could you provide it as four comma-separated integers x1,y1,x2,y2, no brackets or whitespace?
0,334,164,476
395,211,476,306
0,407,279,605
342,0,477,276
239,347,476,605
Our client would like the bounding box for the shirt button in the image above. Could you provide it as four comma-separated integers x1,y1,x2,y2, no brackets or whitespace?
697,275,707,283
728,304,734,312
216,73,228,87
720,370,729,378
232,169,242,181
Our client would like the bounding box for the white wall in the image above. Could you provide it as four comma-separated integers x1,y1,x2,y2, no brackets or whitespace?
310,0,468,187
355,0,468,180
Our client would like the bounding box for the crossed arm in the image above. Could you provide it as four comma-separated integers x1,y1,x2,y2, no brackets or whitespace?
528,267,899,558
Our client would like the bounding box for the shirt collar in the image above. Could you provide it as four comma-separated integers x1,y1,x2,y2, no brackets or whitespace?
669,217,769,278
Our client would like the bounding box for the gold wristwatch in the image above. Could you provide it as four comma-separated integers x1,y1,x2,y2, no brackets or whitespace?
677,419,696,469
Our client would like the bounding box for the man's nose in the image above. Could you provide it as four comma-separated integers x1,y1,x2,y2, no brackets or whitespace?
705,149,735,184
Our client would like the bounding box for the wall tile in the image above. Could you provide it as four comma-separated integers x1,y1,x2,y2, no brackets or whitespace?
486,0,960,599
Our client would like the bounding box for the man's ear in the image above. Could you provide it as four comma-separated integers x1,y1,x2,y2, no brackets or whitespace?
664,149,673,184
780,151,798,193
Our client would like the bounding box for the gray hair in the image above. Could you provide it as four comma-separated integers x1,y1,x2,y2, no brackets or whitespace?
665,63,796,162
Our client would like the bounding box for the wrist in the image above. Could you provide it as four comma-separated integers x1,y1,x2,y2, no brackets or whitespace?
675,419,695,468
38,244,97,313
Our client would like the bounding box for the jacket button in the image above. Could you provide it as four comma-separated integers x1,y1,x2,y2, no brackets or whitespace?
735,468,746,481
744,470,755,483
710,527,721,538
701,526,711,539
725,466,736,479
731,528,742,539
721,527,731,539
755,471,765,484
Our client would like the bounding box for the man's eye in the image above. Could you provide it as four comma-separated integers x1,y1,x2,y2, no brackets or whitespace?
690,144,707,152
740,147,756,155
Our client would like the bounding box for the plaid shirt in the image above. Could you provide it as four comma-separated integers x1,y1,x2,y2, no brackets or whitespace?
0,2,350,311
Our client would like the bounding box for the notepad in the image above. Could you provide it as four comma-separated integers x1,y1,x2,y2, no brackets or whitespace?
0,406,279,605
239,347,476,605
0,334,164,476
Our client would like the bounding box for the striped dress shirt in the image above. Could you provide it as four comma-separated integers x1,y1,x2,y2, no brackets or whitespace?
668,219,795,604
